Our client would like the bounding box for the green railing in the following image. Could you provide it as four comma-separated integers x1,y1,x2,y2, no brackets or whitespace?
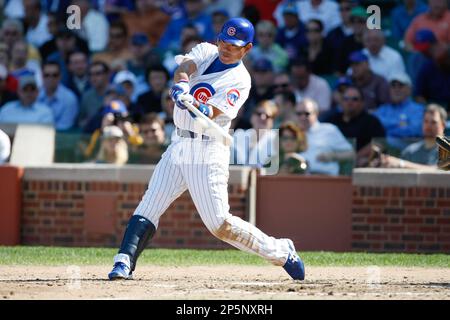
53,132,358,176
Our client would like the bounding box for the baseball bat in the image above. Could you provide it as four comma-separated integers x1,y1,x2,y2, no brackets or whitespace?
178,95,233,145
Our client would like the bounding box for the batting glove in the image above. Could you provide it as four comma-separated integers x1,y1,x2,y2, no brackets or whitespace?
176,93,194,110
170,80,190,103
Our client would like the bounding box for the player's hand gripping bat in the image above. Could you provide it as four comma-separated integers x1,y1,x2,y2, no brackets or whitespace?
178,94,233,146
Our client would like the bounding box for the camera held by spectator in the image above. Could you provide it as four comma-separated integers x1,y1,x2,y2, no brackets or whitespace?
101,99,143,147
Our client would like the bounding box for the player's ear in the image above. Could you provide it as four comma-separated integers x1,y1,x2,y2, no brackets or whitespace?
243,43,253,54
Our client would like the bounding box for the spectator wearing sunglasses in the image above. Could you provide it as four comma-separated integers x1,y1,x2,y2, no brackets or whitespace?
278,121,308,175
326,86,385,166
289,57,332,114
295,98,354,175
349,50,390,111
325,0,355,57
78,61,111,129
335,6,367,74
234,58,275,129
248,20,289,73
302,19,334,75
38,61,79,131
232,100,279,168
0,75,54,125
374,72,425,151
92,20,133,67
273,72,295,95
130,113,167,164
132,64,170,123
320,76,352,122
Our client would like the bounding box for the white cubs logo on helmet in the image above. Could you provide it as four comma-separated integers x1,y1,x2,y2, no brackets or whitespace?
226,89,240,106
227,27,236,36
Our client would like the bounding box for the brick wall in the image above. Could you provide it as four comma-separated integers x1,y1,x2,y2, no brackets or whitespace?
352,170,450,253
21,166,250,249
15,166,450,253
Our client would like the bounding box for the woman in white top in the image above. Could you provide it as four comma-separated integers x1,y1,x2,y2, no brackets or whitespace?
232,99,279,168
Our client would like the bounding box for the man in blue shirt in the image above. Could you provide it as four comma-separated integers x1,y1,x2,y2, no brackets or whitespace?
47,27,79,85
38,61,79,131
374,72,424,150
0,75,54,125
275,2,308,61
64,50,91,100
158,0,214,51
371,104,446,169
79,61,111,129
390,0,428,41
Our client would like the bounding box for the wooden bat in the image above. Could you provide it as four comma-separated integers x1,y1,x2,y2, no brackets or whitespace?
178,95,233,146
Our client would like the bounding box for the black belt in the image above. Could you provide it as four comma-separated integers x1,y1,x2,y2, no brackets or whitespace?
176,128,210,140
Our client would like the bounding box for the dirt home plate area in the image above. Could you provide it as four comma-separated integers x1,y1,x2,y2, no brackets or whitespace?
0,265,449,300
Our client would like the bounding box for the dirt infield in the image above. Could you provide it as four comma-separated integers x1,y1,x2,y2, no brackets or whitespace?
0,265,449,300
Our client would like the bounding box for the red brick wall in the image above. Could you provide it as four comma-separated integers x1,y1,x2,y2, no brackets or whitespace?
18,170,450,253
352,186,450,253
256,176,352,251
0,166,23,245
21,180,247,249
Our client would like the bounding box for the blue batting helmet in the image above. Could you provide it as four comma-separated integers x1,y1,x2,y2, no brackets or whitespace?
217,17,254,47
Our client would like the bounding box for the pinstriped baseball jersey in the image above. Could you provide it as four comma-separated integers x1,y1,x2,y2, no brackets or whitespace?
129,42,294,268
173,42,251,135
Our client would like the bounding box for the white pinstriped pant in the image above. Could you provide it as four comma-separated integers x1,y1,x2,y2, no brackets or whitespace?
133,136,292,266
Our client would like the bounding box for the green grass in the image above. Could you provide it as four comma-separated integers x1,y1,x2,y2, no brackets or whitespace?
0,246,449,268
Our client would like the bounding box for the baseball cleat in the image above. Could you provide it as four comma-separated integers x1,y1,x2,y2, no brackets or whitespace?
283,239,305,280
108,262,133,280
283,252,305,280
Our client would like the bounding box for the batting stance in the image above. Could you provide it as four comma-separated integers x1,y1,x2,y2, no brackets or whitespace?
108,18,305,281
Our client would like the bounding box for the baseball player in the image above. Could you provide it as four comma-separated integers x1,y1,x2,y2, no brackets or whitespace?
108,18,305,281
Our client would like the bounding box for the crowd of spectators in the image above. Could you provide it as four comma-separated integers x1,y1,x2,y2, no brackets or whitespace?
0,0,448,175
